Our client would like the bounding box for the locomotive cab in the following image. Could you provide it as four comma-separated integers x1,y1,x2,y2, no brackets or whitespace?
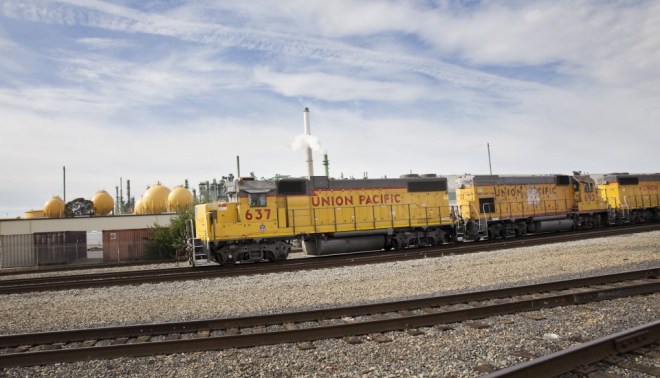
571,174,608,213
191,178,292,266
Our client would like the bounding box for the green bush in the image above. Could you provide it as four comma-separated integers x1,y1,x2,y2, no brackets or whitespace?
147,209,194,260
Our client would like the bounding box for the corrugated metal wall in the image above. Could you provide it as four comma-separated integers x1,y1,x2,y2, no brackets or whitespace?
33,231,87,265
0,234,35,268
102,229,151,262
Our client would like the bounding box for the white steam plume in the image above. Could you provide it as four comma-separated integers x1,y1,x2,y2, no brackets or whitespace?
291,134,322,152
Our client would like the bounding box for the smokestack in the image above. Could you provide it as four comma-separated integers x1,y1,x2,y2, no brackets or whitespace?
126,179,131,213
236,155,241,178
119,177,123,215
63,166,66,204
323,153,329,177
303,107,314,177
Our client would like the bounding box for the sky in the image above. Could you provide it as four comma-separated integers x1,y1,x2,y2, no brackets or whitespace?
1,0,659,218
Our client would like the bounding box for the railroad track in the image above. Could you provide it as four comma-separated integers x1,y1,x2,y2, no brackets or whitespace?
0,268,658,368
486,320,660,377
0,223,658,295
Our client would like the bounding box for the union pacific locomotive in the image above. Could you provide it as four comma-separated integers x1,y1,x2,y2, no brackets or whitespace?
187,172,659,266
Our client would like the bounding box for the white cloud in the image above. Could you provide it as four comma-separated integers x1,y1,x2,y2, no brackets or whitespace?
254,68,430,102
0,0,543,92
0,0,659,218
76,37,135,50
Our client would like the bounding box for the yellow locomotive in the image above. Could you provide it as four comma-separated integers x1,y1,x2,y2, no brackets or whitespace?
598,173,660,223
455,173,608,241
189,175,454,265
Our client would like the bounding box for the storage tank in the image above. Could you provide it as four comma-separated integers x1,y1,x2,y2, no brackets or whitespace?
133,198,144,215
168,186,194,212
43,196,65,218
91,190,114,216
24,210,45,219
141,183,170,214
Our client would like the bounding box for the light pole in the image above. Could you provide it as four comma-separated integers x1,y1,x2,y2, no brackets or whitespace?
487,143,493,175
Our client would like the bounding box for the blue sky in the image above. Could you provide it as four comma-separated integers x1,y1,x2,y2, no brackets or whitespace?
1,0,659,217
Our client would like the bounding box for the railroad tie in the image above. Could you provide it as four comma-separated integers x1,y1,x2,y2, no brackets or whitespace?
368,333,392,343
343,336,363,344
297,341,316,350
474,363,497,374
433,324,453,331
15,345,32,352
616,361,660,376
523,313,546,321
465,322,490,329
165,333,180,341
225,328,239,336
110,337,129,345
405,328,425,336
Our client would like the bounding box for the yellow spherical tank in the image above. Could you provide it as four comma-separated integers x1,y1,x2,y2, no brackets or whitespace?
91,190,114,216
43,196,65,218
133,198,144,215
24,210,45,219
168,186,194,212
141,183,170,214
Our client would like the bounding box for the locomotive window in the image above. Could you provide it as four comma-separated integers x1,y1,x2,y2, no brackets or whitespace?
479,198,495,214
584,183,593,192
249,193,267,207
278,180,307,195
407,181,447,192
618,177,639,185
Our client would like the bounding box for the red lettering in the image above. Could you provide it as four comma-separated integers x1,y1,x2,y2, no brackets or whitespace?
311,197,320,207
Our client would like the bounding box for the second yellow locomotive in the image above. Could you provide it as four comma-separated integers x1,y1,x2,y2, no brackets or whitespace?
455,173,608,240
191,175,454,265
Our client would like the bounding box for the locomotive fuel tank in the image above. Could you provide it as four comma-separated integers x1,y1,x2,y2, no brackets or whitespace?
303,235,386,255
531,219,575,233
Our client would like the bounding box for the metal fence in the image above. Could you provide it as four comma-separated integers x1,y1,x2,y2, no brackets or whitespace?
1,232,174,269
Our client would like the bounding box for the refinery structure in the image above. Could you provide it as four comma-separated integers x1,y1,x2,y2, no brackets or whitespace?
0,107,326,269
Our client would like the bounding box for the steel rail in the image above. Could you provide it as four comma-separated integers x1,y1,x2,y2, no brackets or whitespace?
0,268,658,368
1,223,658,295
485,320,660,378
0,259,177,277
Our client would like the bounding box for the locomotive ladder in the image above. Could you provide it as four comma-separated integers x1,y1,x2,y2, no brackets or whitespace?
622,196,631,223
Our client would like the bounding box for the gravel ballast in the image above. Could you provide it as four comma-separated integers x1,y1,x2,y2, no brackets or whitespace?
1,230,659,377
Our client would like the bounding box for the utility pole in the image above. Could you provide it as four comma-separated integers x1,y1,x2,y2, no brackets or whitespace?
487,143,493,175
63,166,66,204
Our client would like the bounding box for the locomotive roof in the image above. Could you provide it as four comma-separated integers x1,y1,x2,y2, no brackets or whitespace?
231,178,276,194
233,176,449,195
601,173,660,184
462,175,568,186
308,175,447,190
